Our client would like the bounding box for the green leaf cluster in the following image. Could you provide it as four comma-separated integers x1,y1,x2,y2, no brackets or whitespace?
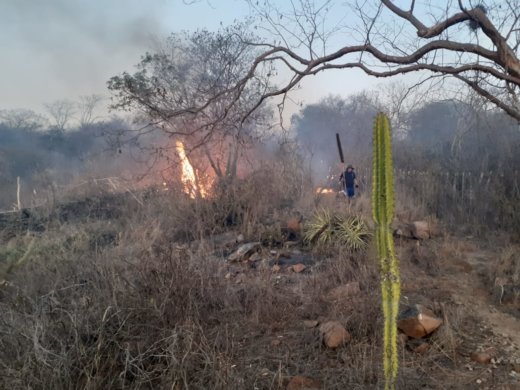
303,209,370,251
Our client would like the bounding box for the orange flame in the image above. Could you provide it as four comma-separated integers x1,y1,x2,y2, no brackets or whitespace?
316,187,335,194
176,141,212,198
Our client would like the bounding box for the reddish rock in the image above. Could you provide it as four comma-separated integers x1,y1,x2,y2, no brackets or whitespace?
286,215,303,234
397,304,442,339
413,342,430,354
292,263,306,273
471,352,492,364
411,221,431,240
319,321,351,349
286,375,321,390
325,282,361,301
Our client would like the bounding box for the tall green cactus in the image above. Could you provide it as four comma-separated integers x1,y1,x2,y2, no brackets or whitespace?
372,112,400,390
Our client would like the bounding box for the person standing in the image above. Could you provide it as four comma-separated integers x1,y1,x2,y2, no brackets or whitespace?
340,164,357,198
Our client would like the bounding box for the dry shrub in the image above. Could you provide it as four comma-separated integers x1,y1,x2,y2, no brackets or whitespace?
0,212,309,389
492,245,520,285
428,303,464,361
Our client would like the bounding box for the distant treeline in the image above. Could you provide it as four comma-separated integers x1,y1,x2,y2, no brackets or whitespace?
292,94,520,176
0,108,134,209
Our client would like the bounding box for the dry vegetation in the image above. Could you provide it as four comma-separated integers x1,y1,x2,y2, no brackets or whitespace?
1,158,520,389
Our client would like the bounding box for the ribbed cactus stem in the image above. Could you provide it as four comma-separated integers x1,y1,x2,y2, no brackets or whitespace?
372,113,400,390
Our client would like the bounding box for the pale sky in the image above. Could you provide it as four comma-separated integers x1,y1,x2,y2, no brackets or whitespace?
0,0,399,118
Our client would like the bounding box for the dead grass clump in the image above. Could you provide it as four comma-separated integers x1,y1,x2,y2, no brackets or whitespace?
0,218,314,389
1,250,219,388
492,245,520,285
428,303,464,362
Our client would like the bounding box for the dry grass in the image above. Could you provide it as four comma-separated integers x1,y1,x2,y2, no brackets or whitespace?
0,171,389,389
492,245,520,285
1,160,518,389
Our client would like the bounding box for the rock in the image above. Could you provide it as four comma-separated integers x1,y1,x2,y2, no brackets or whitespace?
286,217,302,232
272,264,281,272
471,352,492,364
393,228,404,237
227,242,261,262
236,233,245,243
292,263,306,273
286,375,321,390
319,321,351,349
413,342,430,354
393,227,413,239
411,221,431,240
325,282,361,301
397,304,442,339
283,213,303,241
303,320,319,328
224,272,232,279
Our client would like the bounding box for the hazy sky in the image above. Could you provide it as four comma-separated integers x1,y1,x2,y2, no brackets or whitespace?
0,0,388,117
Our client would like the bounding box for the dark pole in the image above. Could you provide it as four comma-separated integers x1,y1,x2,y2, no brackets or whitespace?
336,133,344,163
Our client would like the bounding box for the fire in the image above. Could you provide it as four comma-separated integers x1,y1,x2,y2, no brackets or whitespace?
175,141,211,198
316,187,336,194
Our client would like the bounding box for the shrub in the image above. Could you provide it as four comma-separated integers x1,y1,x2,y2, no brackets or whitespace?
303,209,371,252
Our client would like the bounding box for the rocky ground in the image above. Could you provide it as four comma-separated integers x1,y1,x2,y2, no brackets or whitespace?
209,227,520,389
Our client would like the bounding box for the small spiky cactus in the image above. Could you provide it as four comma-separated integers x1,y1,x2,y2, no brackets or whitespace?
372,113,400,389
303,210,370,251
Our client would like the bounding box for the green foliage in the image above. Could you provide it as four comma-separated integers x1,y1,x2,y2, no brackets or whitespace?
303,209,370,251
337,216,371,251
372,112,400,390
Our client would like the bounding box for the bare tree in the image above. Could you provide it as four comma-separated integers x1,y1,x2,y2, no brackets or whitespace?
44,99,76,131
0,109,48,130
234,0,520,121
108,23,274,185
77,94,103,127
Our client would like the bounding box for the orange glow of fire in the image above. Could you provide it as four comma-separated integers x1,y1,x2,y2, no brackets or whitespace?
176,141,211,198
315,187,335,194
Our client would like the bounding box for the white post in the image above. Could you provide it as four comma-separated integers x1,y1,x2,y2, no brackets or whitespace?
16,176,21,211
